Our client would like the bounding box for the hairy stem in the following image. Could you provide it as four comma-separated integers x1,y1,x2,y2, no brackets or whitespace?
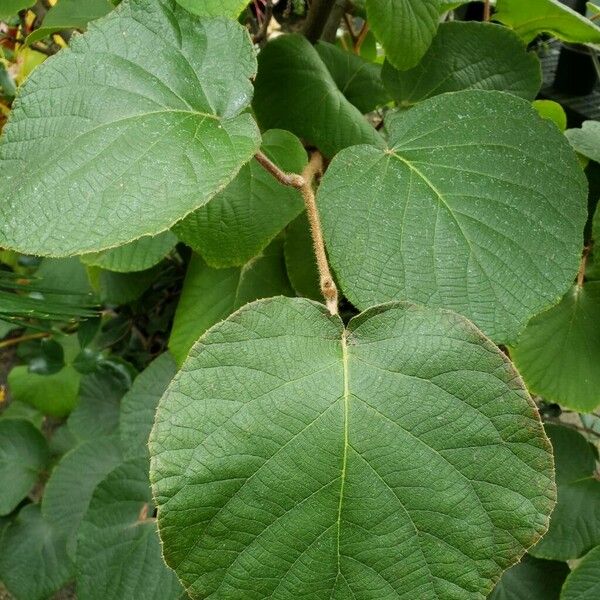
254,151,305,188
254,150,339,315
304,0,337,43
300,152,339,315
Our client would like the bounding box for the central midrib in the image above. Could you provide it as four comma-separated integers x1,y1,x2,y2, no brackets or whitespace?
335,331,351,580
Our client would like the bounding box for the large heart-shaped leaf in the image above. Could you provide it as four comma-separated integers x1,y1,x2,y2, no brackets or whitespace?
366,0,441,70
495,0,600,44
0,0,260,257
174,129,307,267
317,90,587,343
511,283,600,412
530,425,600,561
150,296,554,599
253,34,383,158
382,22,542,106
76,458,183,600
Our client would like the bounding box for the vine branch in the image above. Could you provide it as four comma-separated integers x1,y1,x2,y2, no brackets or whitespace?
303,0,337,43
300,152,339,315
254,150,339,315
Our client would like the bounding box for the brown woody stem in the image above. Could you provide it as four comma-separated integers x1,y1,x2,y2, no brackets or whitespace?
254,151,305,188
254,150,339,315
300,152,339,315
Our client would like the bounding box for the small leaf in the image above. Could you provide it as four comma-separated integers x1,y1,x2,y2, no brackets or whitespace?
495,0,600,44
25,0,114,45
169,238,293,365
174,130,307,267
511,283,600,412
382,22,542,106
0,505,74,600
0,419,49,516
42,436,123,557
316,42,391,113
284,212,322,301
366,0,441,70
317,90,587,343
0,0,35,19
151,297,554,599
561,545,600,599
253,34,383,158
0,0,260,256
175,0,248,18
566,120,600,164
8,364,81,417
119,353,177,459
488,554,569,600
533,100,567,131
80,232,178,273
76,458,183,600
530,425,600,560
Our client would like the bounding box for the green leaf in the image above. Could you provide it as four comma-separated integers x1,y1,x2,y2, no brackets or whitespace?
35,257,95,305
0,504,73,600
175,0,248,18
253,34,383,158
533,100,567,131
8,364,81,417
495,0,600,44
0,0,260,257
25,0,114,45
530,425,600,560
382,22,542,106
169,239,293,365
67,369,130,441
0,419,49,515
174,130,307,267
566,121,600,164
76,457,183,600
317,90,587,343
42,436,123,556
119,353,177,459
488,554,569,600
316,42,391,113
511,283,600,412
80,232,177,273
366,0,441,70
561,545,600,599
284,212,322,301
0,0,35,19
87,264,159,304
0,400,44,429
589,2,600,17
150,296,554,599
